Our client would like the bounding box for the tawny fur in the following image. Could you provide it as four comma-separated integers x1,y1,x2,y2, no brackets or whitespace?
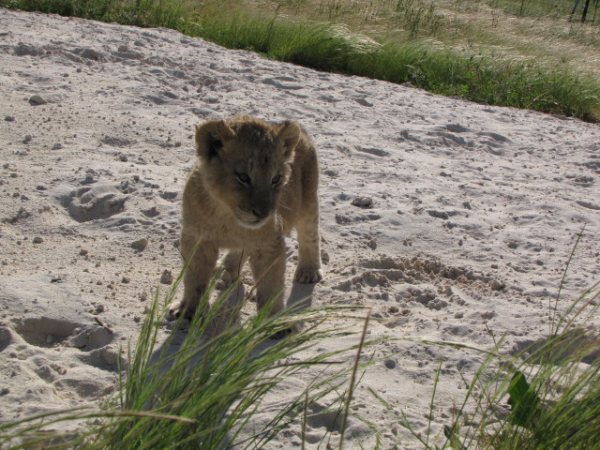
169,116,322,327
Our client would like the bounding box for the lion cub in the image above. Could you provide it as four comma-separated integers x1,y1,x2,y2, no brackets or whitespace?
169,116,322,327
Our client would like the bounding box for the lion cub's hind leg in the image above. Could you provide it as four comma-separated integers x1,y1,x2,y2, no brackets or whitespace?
248,238,286,317
220,249,248,288
210,250,248,336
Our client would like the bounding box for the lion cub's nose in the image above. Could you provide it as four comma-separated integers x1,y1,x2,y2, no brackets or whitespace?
252,208,269,219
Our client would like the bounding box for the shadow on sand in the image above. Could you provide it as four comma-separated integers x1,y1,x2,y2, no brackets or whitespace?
148,281,317,375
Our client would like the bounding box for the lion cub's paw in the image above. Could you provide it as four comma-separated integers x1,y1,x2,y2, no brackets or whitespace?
270,327,293,340
269,321,302,340
216,270,238,291
166,301,195,321
294,267,323,284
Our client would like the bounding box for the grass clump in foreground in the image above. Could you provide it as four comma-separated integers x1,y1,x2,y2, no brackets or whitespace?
1,0,599,121
0,266,598,448
0,276,375,449
388,276,600,449
471,284,599,449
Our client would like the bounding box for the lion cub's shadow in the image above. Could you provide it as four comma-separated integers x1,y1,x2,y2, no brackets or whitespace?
149,281,316,377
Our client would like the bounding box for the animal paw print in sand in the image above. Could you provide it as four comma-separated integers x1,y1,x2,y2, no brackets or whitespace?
14,316,113,350
6,317,120,402
55,181,128,223
331,254,505,313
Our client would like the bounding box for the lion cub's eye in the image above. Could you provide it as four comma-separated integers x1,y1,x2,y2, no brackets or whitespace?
271,175,282,185
236,172,251,185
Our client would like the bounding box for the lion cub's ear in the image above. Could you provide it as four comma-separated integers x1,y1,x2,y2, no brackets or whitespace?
195,120,236,162
277,120,301,160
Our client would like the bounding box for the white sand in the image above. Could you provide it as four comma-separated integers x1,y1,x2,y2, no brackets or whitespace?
0,8,599,448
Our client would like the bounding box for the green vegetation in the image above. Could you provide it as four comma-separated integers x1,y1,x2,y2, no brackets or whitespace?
1,0,599,121
0,245,597,448
1,278,598,448
458,285,600,450
0,2,599,446
362,233,600,449
392,260,600,449
0,277,374,449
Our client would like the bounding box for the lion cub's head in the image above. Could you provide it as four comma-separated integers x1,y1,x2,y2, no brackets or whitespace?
195,116,301,229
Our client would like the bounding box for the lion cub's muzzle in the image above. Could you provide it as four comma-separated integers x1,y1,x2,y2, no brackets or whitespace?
234,189,276,228
235,207,272,229
251,205,271,220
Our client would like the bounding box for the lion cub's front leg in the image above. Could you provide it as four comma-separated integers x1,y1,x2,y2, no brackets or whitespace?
168,232,218,320
294,199,322,284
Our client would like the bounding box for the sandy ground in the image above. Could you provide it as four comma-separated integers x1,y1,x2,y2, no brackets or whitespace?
0,8,599,449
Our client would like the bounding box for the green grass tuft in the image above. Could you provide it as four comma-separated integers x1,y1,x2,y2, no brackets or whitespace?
0,274,374,449
387,279,600,449
1,0,599,121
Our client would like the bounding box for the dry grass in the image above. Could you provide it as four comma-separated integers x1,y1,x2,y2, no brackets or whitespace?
433,1,600,77
2,0,598,120
246,0,600,77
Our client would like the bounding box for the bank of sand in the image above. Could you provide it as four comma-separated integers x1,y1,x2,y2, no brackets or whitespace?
1,8,599,448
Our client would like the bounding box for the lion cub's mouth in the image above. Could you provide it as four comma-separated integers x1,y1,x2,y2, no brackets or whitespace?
235,209,271,230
